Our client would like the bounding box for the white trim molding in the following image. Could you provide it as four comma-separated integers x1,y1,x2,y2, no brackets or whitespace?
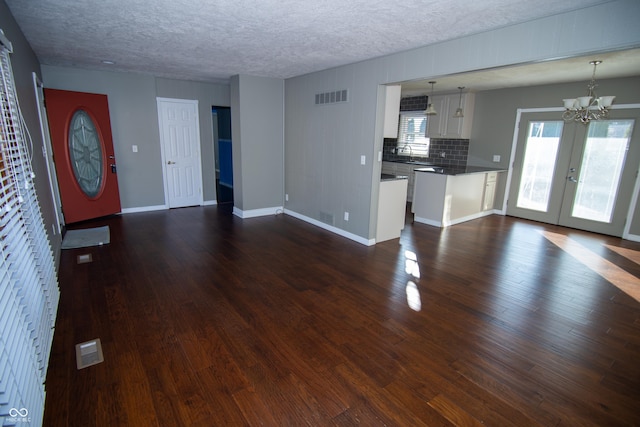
284,209,375,246
233,206,283,219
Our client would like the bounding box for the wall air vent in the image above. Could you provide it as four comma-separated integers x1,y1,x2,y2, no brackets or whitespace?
315,89,349,105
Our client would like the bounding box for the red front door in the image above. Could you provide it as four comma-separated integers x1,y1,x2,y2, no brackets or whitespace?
45,89,121,224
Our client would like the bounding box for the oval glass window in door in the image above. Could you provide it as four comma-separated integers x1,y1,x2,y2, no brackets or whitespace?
68,109,103,198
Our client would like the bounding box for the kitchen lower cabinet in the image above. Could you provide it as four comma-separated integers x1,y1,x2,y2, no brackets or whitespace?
482,171,498,211
376,177,408,242
413,170,500,227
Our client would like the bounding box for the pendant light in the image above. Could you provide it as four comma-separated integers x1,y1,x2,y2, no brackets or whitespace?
424,81,437,115
453,86,465,118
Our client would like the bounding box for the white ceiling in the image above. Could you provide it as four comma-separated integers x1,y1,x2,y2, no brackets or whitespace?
6,0,631,88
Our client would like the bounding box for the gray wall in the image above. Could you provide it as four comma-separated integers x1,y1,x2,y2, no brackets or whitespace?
284,0,640,241
42,66,230,209
231,75,284,213
0,1,62,260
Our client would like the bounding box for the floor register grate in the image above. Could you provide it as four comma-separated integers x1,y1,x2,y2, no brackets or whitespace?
75,338,104,369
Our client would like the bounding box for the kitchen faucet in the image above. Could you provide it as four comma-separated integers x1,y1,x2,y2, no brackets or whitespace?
401,144,413,162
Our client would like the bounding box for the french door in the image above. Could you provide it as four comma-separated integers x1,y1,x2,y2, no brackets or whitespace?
507,110,640,237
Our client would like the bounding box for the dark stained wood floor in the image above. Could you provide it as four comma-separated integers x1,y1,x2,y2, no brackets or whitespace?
44,206,640,426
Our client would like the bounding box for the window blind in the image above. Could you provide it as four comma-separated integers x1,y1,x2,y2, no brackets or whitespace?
397,111,430,157
0,30,59,427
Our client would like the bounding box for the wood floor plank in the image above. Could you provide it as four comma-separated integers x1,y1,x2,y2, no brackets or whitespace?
42,207,640,426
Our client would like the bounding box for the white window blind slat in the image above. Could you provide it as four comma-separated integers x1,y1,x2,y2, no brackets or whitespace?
0,29,59,427
397,111,430,157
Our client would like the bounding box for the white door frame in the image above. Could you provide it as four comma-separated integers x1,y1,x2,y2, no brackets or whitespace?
33,72,64,233
156,97,204,208
505,104,640,240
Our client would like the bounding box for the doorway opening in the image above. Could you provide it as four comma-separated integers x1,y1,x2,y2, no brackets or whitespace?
213,106,233,205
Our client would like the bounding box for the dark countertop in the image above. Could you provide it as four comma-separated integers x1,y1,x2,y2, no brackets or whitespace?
414,165,507,176
381,173,408,181
383,159,506,176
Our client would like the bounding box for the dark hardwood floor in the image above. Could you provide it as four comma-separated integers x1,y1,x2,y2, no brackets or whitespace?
44,206,640,426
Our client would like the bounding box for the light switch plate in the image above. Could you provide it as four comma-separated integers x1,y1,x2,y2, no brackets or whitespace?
132,145,138,153
492,155,501,162
360,155,366,165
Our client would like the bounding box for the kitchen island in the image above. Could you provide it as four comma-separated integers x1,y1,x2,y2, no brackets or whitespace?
412,166,506,227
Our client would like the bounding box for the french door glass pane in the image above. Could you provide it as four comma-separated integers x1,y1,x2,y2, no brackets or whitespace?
571,120,634,222
516,121,563,211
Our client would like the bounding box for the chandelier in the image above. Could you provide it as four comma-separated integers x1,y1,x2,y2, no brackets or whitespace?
562,60,615,124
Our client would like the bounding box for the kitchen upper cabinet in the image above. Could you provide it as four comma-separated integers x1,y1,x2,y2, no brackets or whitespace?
427,92,475,139
383,85,402,138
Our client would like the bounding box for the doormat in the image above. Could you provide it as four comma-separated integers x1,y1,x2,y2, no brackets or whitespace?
61,226,110,249
75,338,104,369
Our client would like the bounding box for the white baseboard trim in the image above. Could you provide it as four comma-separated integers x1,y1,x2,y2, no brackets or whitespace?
414,216,442,227
233,206,284,219
284,209,375,246
203,200,218,206
120,204,168,214
624,233,640,242
415,210,495,228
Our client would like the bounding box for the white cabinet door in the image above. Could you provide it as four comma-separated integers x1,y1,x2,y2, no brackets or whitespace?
427,93,475,139
482,171,498,211
383,85,402,138
426,95,449,138
395,163,415,202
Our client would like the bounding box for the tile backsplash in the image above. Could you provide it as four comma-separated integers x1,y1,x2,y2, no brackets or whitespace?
383,138,469,167
387,95,469,167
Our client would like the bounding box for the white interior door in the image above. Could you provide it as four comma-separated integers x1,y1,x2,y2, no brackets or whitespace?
507,109,640,237
157,98,203,208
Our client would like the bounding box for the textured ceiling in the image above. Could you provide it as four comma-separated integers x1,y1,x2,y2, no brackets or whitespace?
5,0,615,84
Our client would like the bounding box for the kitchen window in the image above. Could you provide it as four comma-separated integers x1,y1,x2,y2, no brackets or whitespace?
397,111,429,158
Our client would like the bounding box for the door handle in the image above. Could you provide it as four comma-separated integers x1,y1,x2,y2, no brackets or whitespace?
110,163,117,173
567,176,578,183
167,161,176,165
569,167,576,173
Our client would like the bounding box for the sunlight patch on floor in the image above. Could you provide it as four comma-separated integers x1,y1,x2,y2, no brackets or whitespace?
605,244,640,265
542,231,640,302
406,281,422,311
404,251,422,311
405,250,420,279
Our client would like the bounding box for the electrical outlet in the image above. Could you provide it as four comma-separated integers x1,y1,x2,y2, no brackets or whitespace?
285,194,289,201
360,155,366,165
492,155,501,162
344,211,349,221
